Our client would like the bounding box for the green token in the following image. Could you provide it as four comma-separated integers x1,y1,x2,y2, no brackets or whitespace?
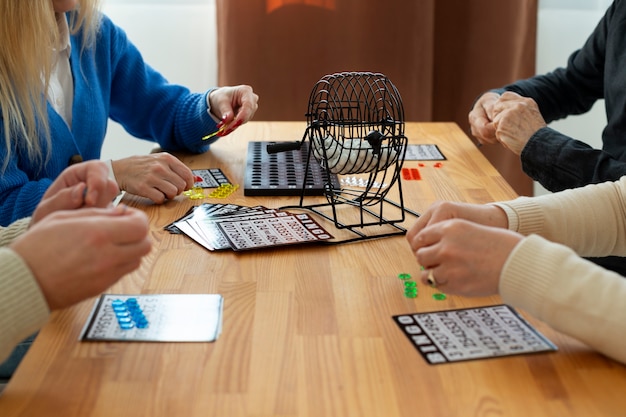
432,293,447,300
398,273,411,281
404,291,417,298
404,281,417,288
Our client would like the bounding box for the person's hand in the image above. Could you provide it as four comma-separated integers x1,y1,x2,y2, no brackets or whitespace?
406,201,514,296
491,92,547,155
31,160,120,225
468,92,500,145
406,200,509,242
208,85,259,135
408,218,523,297
11,205,151,310
111,152,194,203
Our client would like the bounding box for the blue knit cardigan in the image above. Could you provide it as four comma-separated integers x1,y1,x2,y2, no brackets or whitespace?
0,14,217,226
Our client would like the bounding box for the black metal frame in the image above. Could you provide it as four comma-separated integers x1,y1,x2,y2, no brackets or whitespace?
271,71,419,244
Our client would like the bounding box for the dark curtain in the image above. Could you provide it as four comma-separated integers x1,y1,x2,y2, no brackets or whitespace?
217,0,537,196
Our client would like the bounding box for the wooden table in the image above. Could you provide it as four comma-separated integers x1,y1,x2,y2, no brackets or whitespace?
1,122,625,417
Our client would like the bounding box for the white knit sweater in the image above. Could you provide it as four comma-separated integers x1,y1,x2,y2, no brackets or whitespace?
0,218,50,363
495,177,626,364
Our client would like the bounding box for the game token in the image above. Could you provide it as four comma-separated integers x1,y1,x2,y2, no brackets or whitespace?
404,291,417,299
184,185,205,200
201,125,226,140
208,183,239,199
432,293,447,300
398,273,411,280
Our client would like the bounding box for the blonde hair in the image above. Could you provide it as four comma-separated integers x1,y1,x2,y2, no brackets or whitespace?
0,0,101,170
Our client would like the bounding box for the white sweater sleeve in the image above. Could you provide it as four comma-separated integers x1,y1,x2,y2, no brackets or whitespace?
494,177,626,257
499,235,626,364
493,177,626,364
0,219,50,363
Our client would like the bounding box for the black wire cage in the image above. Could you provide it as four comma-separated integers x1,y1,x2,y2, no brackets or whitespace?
272,71,416,243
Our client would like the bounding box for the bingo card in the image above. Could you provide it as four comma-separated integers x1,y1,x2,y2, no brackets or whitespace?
80,294,223,342
393,304,557,365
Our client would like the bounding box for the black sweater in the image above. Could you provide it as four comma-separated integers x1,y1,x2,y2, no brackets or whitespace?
497,0,626,192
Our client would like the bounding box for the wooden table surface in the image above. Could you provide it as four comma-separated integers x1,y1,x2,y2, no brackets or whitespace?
1,122,625,417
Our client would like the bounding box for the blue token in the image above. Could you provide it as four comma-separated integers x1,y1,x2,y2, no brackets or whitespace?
119,322,134,330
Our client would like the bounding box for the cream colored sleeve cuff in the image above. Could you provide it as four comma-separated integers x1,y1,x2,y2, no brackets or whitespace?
205,89,221,123
105,159,117,184
0,217,31,247
104,159,126,206
490,202,519,232
492,197,545,236
0,249,50,363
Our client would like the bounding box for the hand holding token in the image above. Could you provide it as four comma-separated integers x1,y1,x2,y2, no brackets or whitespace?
409,218,522,296
111,152,195,203
206,85,259,137
12,206,151,310
406,201,521,296
407,200,509,238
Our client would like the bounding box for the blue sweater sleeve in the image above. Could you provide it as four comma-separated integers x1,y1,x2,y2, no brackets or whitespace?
0,134,65,226
0,166,53,226
100,16,217,152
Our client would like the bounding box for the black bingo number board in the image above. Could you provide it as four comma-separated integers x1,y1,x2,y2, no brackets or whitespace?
393,304,557,365
244,141,340,196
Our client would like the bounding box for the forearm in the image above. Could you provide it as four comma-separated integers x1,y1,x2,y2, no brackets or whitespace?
104,16,215,154
498,64,601,123
520,127,626,192
500,235,626,364
494,177,626,256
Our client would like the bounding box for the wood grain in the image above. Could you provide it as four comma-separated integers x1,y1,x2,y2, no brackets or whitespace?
1,122,624,417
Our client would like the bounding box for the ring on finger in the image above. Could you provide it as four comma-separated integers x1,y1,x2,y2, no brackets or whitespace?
427,269,438,288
